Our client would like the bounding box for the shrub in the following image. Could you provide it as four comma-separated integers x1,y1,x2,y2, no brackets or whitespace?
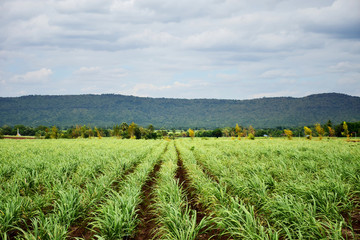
248,133,255,140
284,129,293,140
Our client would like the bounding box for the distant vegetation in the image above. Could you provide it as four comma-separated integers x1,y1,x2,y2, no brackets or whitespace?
0,93,359,128
1,121,359,139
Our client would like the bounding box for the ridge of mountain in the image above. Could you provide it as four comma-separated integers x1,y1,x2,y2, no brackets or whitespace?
0,92,359,128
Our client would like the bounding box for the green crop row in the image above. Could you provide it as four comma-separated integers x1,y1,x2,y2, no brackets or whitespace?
154,142,209,240
177,138,360,239
0,139,164,239
0,138,358,239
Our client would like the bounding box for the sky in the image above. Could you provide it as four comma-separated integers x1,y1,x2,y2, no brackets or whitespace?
0,0,359,99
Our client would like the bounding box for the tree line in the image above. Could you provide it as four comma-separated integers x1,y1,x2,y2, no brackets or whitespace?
0,120,359,139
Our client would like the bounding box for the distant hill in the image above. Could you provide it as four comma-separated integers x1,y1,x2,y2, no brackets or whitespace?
0,93,359,128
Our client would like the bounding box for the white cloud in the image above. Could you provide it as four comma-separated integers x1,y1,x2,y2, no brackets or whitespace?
299,0,360,38
260,69,296,78
11,68,53,83
328,62,360,72
76,66,101,74
0,0,359,98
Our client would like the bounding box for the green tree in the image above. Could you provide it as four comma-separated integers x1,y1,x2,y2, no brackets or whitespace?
147,124,154,133
134,126,142,139
113,125,121,137
212,128,222,138
120,122,129,131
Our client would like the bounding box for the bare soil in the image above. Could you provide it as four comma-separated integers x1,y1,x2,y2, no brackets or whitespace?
174,145,229,240
133,160,163,240
133,143,169,240
67,218,96,240
4,136,36,139
345,201,360,239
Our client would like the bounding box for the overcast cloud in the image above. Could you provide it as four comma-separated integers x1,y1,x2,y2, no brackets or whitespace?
0,0,359,99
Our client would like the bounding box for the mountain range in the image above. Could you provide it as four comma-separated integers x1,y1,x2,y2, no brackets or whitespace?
0,93,359,129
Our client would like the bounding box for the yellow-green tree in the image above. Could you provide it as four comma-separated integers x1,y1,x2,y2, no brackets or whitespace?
235,124,242,140
128,122,136,139
315,123,325,140
304,126,312,140
284,129,293,140
95,127,102,139
342,121,349,141
247,125,255,140
188,128,195,139
50,126,59,139
88,127,94,139
328,126,335,137
249,125,255,135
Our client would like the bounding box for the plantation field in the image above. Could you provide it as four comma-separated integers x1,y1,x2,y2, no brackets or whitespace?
0,138,359,239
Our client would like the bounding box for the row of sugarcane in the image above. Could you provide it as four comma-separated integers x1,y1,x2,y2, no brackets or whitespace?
1,138,359,239
177,138,359,239
0,139,164,239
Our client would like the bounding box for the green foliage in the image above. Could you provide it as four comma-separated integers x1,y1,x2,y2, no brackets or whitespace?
0,138,359,239
212,128,223,138
342,121,349,140
55,187,82,227
153,143,210,240
0,196,24,234
248,133,255,140
22,215,68,240
1,93,359,128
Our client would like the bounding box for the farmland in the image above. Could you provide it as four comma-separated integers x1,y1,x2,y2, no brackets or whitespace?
0,138,359,239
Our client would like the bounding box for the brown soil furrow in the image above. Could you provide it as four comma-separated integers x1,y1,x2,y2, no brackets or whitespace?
342,198,360,239
174,145,229,240
133,160,163,240
67,218,96,240
133,143,169,240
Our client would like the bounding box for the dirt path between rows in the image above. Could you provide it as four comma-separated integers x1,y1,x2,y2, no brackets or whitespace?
133,160,163,240
133,143,169,240
174,145,229,240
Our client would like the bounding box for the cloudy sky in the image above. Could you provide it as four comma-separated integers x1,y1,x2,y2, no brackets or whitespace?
0,0,359,99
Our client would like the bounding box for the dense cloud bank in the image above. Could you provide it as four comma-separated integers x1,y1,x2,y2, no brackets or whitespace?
0,0,359,98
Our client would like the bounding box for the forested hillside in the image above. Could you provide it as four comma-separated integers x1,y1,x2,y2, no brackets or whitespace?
0,93,359,128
